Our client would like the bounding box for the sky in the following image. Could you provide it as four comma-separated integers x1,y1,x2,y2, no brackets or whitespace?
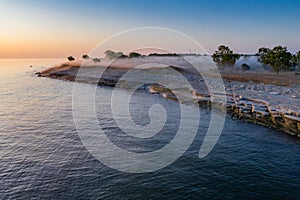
0,0,300,58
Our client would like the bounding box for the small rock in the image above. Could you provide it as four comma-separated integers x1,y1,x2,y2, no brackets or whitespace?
270,92,280,95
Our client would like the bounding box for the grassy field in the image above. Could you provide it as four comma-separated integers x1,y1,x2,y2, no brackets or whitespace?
220,71,300,86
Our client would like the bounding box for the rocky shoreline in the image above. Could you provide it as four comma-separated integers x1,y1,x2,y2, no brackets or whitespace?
36,59,300,137
147,84,300,136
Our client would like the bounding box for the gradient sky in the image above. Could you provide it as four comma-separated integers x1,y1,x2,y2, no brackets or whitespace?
1,0,300,58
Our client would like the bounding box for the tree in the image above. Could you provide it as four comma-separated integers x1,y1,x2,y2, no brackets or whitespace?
129,52,141,58
212,45,240,70
67,56,75,61
104,50,127,59
104,50,117,59
115,51,127,58
82,54,89,59
92,58,101,63
296,51,300,67
257,46,295,74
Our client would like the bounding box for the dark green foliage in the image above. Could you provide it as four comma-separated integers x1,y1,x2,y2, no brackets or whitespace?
241,63,250,71
148,53,179,57
115,52,128,58
296,51,300,67
104,50,127,59
257,46,295,74
212,45,240,68
82,54,89,59
118,54,128,58
92,58,101,63
67,56,75,61
104,50,118,59
129,52,141,58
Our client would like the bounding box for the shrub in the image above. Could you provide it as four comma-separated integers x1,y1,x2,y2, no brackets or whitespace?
104,50,117,59
104,50,127,59
82,54,89,59
129,52,141,58
115,52,127,58
92,58,101,63
67,56,75,61
241,63,250,71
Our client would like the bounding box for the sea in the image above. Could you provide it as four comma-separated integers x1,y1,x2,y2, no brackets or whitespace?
0,59,299,199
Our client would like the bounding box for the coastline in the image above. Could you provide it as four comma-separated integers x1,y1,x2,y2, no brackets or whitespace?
36,57,300,137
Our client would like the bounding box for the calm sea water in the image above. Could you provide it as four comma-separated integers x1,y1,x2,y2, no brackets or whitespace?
0,59,299,199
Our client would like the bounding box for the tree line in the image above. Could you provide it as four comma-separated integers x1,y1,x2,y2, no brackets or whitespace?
66,46,300,75
212,45,300,74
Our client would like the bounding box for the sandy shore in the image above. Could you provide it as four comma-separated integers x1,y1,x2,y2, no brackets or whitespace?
37,56,300,136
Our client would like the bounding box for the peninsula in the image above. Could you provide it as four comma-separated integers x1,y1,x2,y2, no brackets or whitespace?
37,52,300,137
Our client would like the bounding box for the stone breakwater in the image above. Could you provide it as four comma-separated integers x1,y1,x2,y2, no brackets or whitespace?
150,84,300,136
105,79,300,137
36,64,300,137
100,77,300,137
